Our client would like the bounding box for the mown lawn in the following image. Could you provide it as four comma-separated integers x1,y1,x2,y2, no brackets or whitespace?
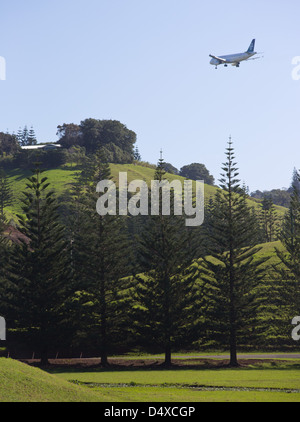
1,357,300,402
51,366,300,390
76,385,300,402
49,360,300,402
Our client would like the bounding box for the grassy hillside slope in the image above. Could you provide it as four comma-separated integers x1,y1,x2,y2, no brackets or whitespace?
4,163,287,220
254,240,285,265
0,358,104,402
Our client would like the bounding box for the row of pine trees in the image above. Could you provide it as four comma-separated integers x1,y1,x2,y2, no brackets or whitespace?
0,140,299,366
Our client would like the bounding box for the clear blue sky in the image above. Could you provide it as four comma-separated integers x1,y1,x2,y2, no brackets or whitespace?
1,0,299,192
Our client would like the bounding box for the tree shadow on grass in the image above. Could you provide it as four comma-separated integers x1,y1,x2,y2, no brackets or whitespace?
23,357,300,374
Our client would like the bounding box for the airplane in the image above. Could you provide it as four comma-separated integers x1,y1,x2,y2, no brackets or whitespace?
209,39,262,69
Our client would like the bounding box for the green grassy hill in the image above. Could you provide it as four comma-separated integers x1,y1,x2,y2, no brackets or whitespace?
253,240,285,266
4,163,288,221
0,358,105,402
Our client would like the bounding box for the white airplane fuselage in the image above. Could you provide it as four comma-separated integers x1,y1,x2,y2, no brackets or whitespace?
210,51,256,67
209,39,258,68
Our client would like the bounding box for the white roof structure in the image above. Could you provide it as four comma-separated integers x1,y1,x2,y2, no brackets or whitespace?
21,144,62,150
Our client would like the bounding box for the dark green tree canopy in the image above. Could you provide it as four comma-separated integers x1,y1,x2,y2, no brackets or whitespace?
288,168,300,195
56,123,82,148
251,188,291,208
0,168,13,216
163,162,179,175
180,163,215,185
57,119,137,163
0,132,20,156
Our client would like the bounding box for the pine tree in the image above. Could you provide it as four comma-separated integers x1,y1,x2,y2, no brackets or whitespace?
133,154,204,365
70,150,132,365
260,196,278,243
21,126,29,146
27,126,37,145
200,138,268,366
5,160,72,365
0,172,11,315
16,127,23,146
0,212,9,299
134,145,142,161
275,183,300,317
0,168,13,217
289,168,300,195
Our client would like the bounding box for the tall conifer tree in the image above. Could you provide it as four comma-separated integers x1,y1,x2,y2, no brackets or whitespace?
27,126,37,145
0,168,13,217
200,138,267,366
6,160,71,365
133,154,204,365
0,211,9,310
70,150,132,365
260,196,278,243
21,126,29,146
275,180,300,318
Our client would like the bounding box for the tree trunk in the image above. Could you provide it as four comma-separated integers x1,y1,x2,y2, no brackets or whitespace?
99,323,109,367
100,352,108,367
40,348,49,366
229,326,238,367
229,230,238,367
100,292,109,367
164,342,172,366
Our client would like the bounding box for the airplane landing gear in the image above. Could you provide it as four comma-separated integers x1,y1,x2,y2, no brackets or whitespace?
236,63,240,68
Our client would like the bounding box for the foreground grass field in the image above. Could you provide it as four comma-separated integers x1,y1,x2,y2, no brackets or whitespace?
48,359,300,403
1,357,300,402
51,365,300,390
69,385,300,402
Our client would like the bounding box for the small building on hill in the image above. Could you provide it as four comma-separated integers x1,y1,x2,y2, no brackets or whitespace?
21,144,62,151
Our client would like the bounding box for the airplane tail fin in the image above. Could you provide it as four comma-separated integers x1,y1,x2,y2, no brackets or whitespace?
247,39,255,53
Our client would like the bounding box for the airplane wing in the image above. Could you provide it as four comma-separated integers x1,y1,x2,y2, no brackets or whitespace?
209,54,227,63
248,55,264,61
